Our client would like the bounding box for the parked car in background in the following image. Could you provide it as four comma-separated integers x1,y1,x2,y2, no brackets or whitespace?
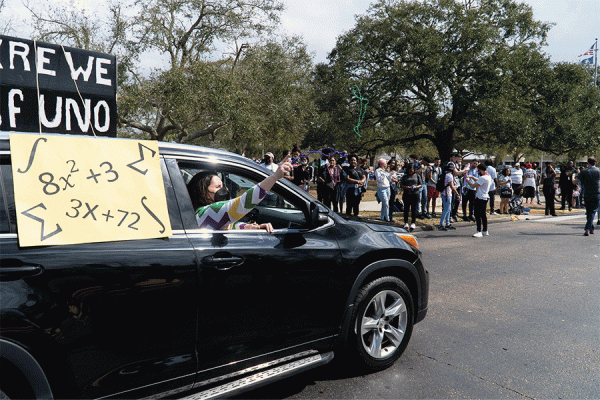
0,132,428,399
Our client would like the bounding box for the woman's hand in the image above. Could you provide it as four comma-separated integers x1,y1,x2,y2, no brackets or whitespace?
274,155,293,180
260,155,293,193
244,222,274,233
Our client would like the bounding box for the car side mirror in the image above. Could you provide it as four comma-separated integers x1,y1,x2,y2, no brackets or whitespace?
310,203,329,228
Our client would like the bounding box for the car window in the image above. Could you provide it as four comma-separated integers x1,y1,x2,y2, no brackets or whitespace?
0,157,16,234
178,161,307,231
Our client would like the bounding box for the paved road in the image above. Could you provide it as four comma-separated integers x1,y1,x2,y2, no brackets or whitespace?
242,213,600,399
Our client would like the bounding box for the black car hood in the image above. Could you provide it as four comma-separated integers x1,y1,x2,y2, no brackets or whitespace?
342,217,406,233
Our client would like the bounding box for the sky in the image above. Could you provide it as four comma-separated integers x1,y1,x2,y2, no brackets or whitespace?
1,0,599,65
279,0,600,64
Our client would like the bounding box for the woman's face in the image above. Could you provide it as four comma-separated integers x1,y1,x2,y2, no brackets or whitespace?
350,157,358,167
207,176,223,202
329,157,336,166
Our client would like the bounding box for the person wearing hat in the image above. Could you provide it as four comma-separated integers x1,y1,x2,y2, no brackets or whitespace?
522,163,537,204
259,152,278,173
437,162,460,230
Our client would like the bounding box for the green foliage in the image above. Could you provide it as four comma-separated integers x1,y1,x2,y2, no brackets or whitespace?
318,0,554,162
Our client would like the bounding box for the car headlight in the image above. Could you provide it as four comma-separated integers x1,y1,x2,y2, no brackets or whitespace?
395,233,418,250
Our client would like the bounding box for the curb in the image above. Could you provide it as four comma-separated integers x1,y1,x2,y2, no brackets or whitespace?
344,209,586,233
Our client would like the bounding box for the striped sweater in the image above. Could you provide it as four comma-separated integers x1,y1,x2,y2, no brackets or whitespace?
194,184,268,229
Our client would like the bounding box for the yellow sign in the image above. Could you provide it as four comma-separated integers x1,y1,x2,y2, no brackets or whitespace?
10,133,172,247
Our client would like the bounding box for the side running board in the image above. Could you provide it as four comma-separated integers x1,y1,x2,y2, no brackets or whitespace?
182,351,334,400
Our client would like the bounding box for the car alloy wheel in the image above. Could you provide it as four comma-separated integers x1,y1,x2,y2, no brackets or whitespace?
359,289,407,359
350,276,414,370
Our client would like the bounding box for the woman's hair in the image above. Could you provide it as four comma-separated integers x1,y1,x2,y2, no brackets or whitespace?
187,171,218,210
502,168,511,176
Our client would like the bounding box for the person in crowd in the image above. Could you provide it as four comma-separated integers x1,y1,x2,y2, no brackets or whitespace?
292,155,310,191
340,152,350,168
319,155,343,212
578,166,586,209
345,155,366,216
187,155,293,231
522,163,537,204
497,167,513,214
406,154,424,217
315,150,331,202
533,162,542,205
400,163,422,232
450,153,469,222
259,152,278,173
427,157,442,218
359,158,372,195
559,160,577,211
437,162,459,231
419,157,432,218
575,157,600,236
466,164,492,237
511,162,524,197
572,168,581,209
388,158,400,221
484,159,498,215
541,162,557,216
375,158,395,221
462,160,479,221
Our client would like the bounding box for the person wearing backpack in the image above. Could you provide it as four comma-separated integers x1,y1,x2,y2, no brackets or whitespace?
438,162,460,230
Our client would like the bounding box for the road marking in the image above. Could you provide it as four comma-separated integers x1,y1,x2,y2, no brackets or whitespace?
540,214,586,222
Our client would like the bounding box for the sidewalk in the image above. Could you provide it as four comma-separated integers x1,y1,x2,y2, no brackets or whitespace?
357,198,585,231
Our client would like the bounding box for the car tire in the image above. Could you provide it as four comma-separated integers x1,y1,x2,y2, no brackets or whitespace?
348,276,414,371
0,360,35,400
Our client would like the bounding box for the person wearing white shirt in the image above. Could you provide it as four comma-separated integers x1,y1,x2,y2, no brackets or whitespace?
259,152,278,173
485,159,498,215
375,159,395,221
466,164,493,237
511,162,524,196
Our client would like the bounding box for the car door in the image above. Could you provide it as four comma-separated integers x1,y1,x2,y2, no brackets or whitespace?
0,156,199,399
166,156,346,380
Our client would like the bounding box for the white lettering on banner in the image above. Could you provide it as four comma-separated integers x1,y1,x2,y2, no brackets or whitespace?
35,95,110,132
1,35,117,135
9,88,24,127
37,47,57,76
65,98,91,132
10,41,30,71
64,52,94,82
95,58,112,86
39,95,62,128
94,101,110,132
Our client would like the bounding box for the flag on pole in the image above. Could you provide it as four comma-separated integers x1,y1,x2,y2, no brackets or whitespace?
581,57,594,65
579,45,594,57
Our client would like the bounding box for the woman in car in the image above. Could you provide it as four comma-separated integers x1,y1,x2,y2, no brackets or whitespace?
187,155,293,231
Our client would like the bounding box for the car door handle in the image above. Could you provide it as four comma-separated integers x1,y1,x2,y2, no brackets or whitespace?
0,266,43,280
201,254,245,270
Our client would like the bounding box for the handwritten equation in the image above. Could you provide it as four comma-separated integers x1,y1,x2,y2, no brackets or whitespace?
10,133,172,247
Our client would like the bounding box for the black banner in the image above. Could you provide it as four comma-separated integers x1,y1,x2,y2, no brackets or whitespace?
0,35,117,136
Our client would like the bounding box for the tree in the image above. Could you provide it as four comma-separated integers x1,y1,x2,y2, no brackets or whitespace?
319,0,553,162
527,62,600,156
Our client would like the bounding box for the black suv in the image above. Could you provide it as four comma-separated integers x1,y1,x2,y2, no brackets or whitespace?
0,133,428,399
